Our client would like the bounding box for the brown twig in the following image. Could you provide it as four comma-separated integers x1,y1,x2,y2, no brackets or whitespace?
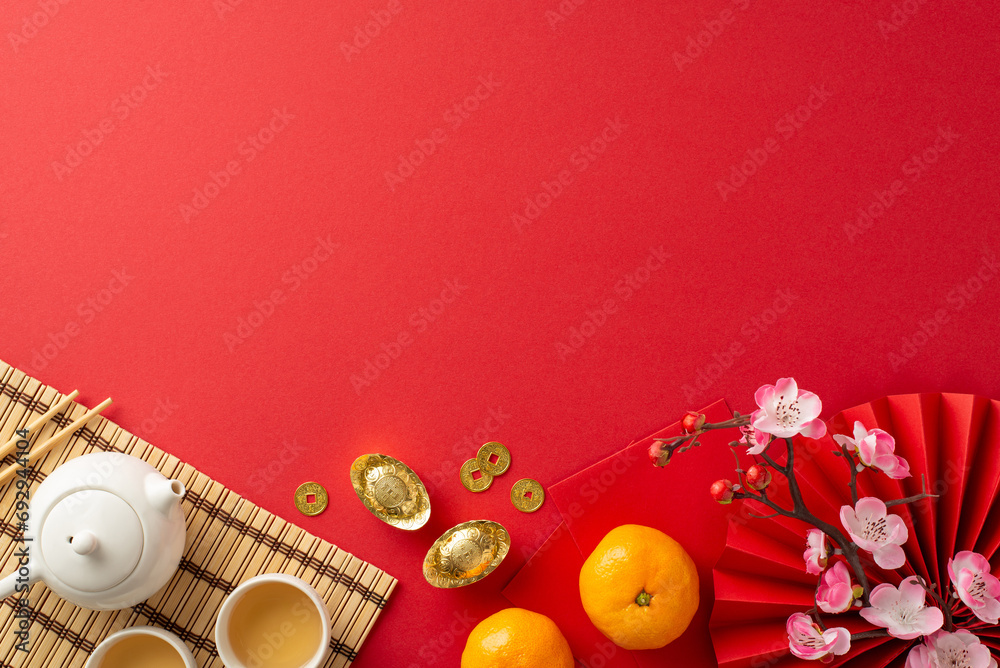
884,475,938,507
757,443,787,474
780,438,872,604
663,419,874,605
809,577,827,631
916,577,955,632
835,445,861,505
729,447,747,490
653,414,752,463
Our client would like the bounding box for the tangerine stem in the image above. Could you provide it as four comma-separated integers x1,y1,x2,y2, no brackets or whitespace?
635,590,651,606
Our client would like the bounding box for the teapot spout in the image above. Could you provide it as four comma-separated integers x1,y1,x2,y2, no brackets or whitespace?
146,475,186,516
0,568,38,602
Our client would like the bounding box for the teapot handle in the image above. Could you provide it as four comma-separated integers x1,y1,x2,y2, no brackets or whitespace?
0,568,38,601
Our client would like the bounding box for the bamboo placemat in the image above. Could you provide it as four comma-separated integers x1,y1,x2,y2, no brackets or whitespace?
0,360,396,668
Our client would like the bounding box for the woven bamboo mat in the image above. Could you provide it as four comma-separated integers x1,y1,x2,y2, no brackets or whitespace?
0,360,396,668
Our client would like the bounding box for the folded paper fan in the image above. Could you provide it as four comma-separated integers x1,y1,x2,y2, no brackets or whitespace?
709,393,1000,667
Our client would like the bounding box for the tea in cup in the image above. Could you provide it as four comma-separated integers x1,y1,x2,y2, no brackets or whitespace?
215,574,331,668
85,627,196,668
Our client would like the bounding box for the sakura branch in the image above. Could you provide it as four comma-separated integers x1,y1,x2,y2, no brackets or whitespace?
652,377,1000,665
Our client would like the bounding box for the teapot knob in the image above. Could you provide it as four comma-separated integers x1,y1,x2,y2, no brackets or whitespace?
70,530,98,556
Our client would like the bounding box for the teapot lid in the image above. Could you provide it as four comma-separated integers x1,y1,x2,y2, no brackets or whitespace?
39,490,143,592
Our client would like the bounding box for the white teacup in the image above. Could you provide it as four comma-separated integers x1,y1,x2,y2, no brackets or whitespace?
215,573,331,668
86,626,196,668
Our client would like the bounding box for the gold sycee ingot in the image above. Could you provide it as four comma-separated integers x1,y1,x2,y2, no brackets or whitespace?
423,520,510,588
350,453,431,530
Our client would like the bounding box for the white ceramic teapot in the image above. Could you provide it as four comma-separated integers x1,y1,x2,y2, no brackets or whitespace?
0,452,187,610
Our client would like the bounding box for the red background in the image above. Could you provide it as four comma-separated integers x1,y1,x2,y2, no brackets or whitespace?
1,0,998,665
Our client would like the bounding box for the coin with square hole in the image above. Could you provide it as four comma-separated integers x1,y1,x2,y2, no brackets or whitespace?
476,441,510,476
510,478,544,513
460,459,493,492
294,481,329,516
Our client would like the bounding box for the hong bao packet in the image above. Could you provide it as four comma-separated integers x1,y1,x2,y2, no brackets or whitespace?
504,400,736,667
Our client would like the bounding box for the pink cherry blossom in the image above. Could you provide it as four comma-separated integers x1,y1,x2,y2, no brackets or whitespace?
859,576,944,640
752,378,827,439
948,551,1000,625
905,630,998,668
803,528,829,575
739,418,772,455
840,497,908,569
832,420,911,479
786,612,851,661
816,561,856,614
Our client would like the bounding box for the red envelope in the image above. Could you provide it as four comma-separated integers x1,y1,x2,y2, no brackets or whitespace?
504,399,737,667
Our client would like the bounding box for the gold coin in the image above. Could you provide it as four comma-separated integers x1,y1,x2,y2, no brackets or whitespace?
459,458,493,493
510,478,544,513
294,481,329,516
476,441,511,476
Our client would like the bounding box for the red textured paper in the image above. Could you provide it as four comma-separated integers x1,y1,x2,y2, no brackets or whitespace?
2,0,1000,665
710,394,1000,667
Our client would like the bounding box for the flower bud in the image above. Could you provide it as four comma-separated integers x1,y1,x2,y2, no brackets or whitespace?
710,479,735,504
745,464,772,491
681,412,707,433
648,441,665,466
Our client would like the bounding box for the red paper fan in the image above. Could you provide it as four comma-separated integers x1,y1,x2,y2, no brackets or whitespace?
709,393,1000,667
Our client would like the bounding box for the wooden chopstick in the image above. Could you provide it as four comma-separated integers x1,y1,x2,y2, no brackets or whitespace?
0,389,79,461
0,397,112,487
